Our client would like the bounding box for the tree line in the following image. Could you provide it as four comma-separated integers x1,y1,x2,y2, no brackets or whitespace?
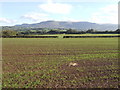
1,29,120,36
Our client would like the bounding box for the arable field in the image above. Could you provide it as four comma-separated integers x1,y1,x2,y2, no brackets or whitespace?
26,34,120,38
2,38,119,88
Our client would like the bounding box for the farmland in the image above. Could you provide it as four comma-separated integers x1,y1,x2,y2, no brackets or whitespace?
25,34,120,38
2,38,119,88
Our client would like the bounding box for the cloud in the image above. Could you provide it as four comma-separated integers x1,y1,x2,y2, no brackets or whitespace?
39,1,72,14
90,4,118,24
1,13,50,25
21,12,50,22
0,18,16,24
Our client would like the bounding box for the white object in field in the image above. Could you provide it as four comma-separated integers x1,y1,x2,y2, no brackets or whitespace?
69,62,78,66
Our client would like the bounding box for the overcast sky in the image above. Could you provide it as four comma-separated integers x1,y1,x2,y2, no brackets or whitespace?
0,0,119,26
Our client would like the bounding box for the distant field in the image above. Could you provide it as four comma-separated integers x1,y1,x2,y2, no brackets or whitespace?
26,34,120,36
26,34,120,38
2,38,119,88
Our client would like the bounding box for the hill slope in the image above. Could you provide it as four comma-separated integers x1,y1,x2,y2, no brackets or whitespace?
15,20,117,31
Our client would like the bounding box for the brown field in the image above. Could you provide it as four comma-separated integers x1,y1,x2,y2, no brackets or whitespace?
2,38,119,88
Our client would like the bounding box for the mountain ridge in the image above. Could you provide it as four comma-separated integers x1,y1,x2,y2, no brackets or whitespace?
15,20,117,31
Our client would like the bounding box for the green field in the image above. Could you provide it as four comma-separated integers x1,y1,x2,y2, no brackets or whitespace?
26,34,120,38
26,34,120,36
2,38,119,88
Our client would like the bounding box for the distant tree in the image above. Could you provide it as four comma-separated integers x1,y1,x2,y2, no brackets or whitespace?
47,30,60,34
115,29,120,33
41,30,47,34
78,31,86,34
66,28,78,34
36,30,42,34
86,29,95,33
2,30,17,36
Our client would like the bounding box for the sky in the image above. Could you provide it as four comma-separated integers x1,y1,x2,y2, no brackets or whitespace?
0,0,119,26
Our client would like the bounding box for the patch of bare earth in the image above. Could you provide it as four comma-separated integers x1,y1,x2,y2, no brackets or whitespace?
57,58,119,88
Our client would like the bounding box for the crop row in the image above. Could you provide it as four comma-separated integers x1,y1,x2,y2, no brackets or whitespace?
2,38,119,88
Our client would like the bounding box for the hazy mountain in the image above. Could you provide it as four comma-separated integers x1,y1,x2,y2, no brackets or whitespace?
15,20,117,31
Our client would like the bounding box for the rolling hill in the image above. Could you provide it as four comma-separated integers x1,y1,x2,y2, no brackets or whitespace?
11,20,118,31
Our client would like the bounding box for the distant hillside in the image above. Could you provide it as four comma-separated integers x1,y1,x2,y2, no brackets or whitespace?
6,21,118,31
